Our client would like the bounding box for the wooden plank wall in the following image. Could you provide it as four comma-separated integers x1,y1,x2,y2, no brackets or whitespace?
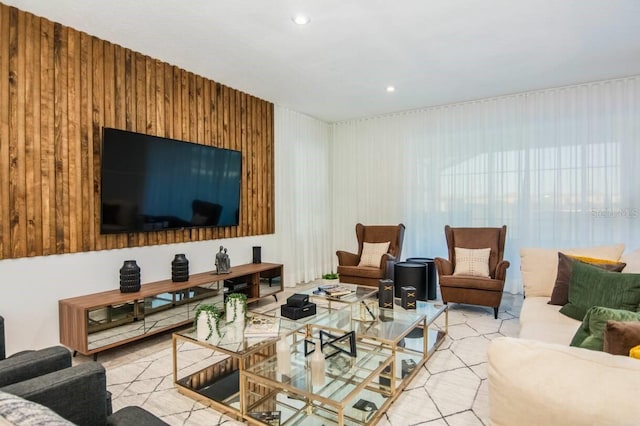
0,4,275,260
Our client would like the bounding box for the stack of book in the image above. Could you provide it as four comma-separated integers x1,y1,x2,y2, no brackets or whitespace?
316,284,354,298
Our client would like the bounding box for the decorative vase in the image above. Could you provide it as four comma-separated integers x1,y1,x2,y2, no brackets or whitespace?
196,312,221,342
171,254,189,282
310,339,325,387
225,298,246,325
119,260,141,293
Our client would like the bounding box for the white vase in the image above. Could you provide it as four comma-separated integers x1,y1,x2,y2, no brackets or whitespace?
196,312,221,342
226,299,245,325
310,340,325,387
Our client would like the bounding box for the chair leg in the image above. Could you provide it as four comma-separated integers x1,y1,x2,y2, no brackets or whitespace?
493,307,498,319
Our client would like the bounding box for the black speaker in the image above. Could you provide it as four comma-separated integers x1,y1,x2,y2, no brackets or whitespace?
252,246,261,264
378,279,394,309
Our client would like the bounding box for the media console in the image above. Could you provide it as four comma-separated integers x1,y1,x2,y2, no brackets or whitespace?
58,263,283,358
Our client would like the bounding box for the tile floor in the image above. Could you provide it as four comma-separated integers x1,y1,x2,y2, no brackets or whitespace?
74,283,523,425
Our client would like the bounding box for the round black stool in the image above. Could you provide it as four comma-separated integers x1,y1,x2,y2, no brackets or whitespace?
406,257,437,300
394,261,427,300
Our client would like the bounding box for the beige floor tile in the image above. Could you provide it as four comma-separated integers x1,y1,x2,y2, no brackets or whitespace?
499,318,521,337
426,367,481,417
447,323,481,340
383,387,442,424
450,336,490,366
472,379,490,424
426,349,466,374
465,316,503,334
469,363,487,380
445,410,485,426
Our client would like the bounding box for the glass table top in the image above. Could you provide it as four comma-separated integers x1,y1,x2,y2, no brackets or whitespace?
175,312,304,355
298,283,378,305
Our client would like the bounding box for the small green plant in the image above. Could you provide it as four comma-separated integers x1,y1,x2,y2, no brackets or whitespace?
225,292,248,323
322,272,339,280
194,304,222,340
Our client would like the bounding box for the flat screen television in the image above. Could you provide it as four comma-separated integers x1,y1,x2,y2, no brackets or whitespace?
100,127,242,234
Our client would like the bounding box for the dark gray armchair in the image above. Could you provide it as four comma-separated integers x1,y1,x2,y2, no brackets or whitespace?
0,315,72,387
1,362,167,425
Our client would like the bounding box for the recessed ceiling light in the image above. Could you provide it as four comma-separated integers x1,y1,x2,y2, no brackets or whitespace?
386,86,396,93
292,14,311,25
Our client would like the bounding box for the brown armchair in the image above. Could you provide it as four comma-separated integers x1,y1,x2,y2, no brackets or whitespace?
336,223,406,287
434,225,510,319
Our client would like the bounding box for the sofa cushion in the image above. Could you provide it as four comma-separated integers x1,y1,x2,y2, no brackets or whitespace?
559,261,640,321
548,252,626,306
520,244,625,298
621,248,640,273
488,337,640,426
357,242,390,267
0,391,73,426
453,247,490,277
518,297,580,345
570,306,640,351
603,320,640,356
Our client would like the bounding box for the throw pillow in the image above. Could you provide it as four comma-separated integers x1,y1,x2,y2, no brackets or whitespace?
630,345,640,359
0,391,73,426
453,247,491,277
559,261,640,321
603,320,640,356
570,306,640,351
358,241,390,267
548,252,626,306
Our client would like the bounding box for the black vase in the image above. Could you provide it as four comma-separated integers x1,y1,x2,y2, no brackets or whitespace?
119,260,141,293
172,254,189,282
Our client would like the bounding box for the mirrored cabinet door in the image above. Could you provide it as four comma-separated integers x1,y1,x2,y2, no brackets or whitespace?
87,301,144,350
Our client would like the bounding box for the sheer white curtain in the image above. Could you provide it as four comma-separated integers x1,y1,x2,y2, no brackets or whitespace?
275,106,333,287
332,76,640,293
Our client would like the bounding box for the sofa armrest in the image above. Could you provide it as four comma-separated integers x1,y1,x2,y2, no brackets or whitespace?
1,362,109,426
494,260,510,281
434,257,453,276
336,250,359,266
0,346,71,387
488,337,640,426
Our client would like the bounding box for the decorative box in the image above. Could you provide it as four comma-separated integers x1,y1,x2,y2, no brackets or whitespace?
378,362,392,386
286,293,309,308
401,286,417,310
281,302,316,320
378,279,394,309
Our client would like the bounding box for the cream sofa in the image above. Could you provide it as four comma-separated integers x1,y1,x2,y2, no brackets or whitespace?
488,244,640,426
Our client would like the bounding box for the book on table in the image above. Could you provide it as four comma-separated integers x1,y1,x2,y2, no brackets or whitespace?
244,316,280,337
320,285,354,298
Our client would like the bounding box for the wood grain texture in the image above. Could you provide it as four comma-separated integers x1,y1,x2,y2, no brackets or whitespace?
0,4,274,260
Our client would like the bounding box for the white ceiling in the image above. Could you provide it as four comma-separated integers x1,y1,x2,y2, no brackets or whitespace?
5,0,640,122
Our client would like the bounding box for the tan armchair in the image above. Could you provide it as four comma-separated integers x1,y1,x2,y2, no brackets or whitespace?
336,223,406,287
434,225,509,318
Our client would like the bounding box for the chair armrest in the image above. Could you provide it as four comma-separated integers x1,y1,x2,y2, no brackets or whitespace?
0,346,71,387
1,362,109,426
494,260,510,281
434,257,453,276
336,250,359,266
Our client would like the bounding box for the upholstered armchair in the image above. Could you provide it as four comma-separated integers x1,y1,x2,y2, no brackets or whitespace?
336,223,406,287
434,225,509,318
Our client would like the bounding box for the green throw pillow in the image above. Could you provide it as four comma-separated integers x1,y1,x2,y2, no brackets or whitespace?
559,261,640,321
570,306,640,351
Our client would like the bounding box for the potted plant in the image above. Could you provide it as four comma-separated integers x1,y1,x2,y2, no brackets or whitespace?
194,304,223,341
225,292,248,324
322,272,339,286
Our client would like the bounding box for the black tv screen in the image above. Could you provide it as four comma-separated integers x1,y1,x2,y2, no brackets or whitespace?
100,128,242,234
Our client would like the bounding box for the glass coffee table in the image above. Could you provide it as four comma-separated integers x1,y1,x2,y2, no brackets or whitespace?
240,300,448,425
172,285,448,425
